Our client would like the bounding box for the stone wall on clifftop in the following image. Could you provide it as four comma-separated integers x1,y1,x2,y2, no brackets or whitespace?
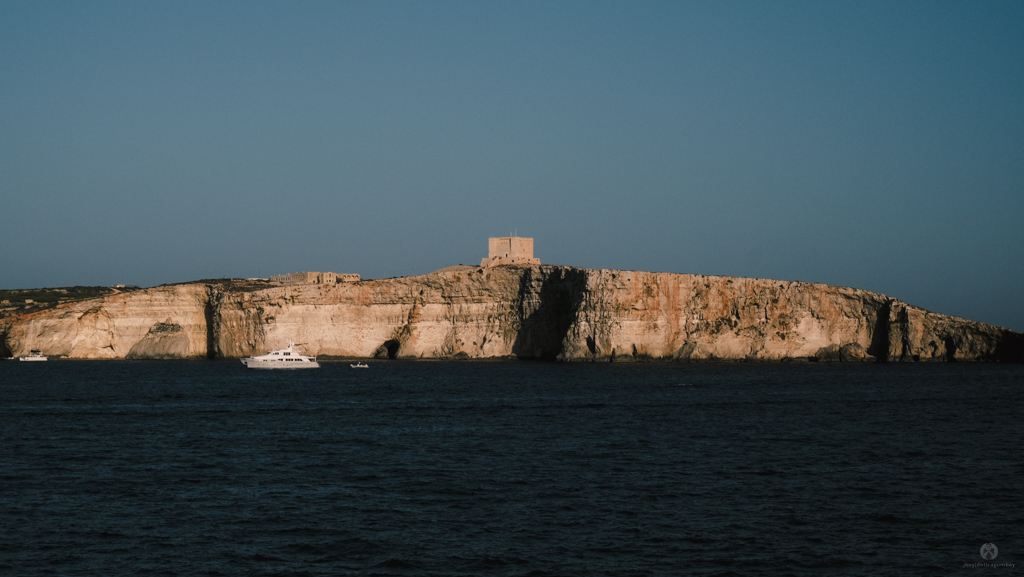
2,267,1020,362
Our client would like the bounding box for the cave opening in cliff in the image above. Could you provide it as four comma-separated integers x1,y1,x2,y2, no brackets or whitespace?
944,337,958,361
380,339,400,359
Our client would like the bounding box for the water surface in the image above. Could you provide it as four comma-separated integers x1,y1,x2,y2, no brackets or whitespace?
1,361,1020,575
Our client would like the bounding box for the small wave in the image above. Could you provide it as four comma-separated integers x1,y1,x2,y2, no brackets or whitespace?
375,558,422,569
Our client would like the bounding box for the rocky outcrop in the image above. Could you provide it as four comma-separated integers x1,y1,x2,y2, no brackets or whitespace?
813,343,873,362
0,284,209,359
2,267,1021,362
125,321,191,359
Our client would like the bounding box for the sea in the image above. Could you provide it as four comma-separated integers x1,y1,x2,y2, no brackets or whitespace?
0,360,1020,576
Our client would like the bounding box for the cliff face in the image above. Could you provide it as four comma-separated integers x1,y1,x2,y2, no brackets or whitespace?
2,266,1020,362
0,284,210,359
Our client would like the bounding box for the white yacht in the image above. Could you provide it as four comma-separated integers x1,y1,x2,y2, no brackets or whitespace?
19,350,48,362
241,342,319,369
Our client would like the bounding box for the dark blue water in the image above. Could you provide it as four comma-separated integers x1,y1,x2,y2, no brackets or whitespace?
1,361,1020,576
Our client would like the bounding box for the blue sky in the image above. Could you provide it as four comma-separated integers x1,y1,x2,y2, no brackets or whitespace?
2,1,1022,330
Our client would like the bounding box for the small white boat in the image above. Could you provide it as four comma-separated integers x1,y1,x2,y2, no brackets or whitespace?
241,342,319,369
350,362,369,369
19,350,48,362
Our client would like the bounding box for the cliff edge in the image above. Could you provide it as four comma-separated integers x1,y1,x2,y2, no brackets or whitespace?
2,267,1021,362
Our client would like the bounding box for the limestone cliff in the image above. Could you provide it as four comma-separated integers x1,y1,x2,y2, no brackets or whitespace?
2,267,1021,362
1,284,210,359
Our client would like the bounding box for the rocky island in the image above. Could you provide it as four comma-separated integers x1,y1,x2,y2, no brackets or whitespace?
2,238,1022,363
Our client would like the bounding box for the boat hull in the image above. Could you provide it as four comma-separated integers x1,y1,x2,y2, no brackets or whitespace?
240,358,319,369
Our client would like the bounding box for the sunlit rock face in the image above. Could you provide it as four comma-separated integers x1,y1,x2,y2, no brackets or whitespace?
0,285,209,359
2,267,1021,362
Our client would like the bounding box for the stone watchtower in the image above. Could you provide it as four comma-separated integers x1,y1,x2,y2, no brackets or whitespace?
481,236,541,267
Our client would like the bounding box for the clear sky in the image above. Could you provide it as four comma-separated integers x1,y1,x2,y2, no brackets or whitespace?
2,1,1022,331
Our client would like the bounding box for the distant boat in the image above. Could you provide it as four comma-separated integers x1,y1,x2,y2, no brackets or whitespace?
19,350,47,362
350,363,369,368
241,342,319,369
